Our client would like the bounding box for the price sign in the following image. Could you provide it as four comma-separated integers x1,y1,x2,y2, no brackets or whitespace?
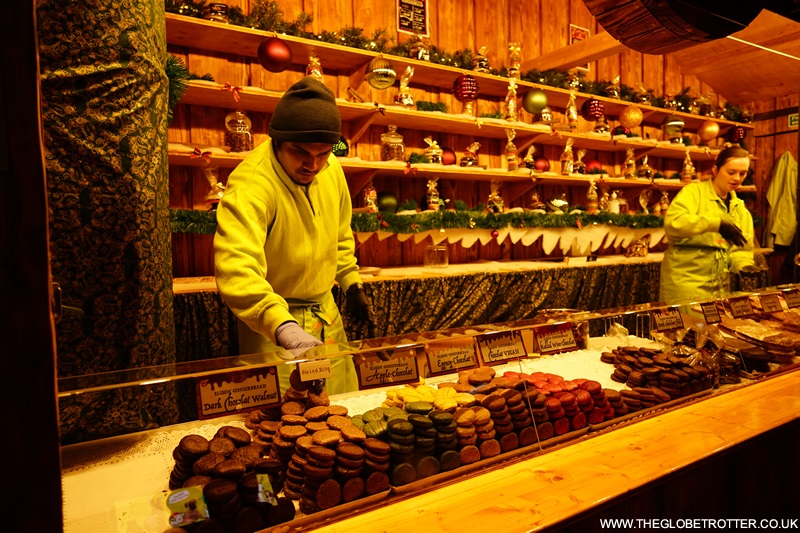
783,289,800,309
759,294,783,314
353,347,419,389
297,359,332,382
650,307,684,332
700,302,722,324
424,337,478,377
476,330,527,366
533,322,578,355
196,367,280,420
728,296,754,318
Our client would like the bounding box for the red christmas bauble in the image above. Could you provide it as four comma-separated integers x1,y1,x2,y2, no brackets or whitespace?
491,229,499,238
533,155,550,172
725,125,746,144
580,98,604,121
452,74,479,103
257,37,293,73
441,147,457,165
585,159,602,173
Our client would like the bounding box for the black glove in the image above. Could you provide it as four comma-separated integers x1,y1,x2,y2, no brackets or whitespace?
718,220,747,247
345,283,371,322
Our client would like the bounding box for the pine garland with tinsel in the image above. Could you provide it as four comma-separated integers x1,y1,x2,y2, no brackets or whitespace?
165,55,190,125
169,207,663,235
416,101,448,113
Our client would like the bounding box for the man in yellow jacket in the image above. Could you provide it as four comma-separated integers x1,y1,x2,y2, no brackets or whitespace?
659,144,755,305
214,77,370,394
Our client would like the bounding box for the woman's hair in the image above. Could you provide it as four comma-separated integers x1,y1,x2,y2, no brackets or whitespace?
714,142,750,168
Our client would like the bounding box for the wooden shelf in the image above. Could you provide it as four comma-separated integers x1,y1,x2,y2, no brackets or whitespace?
166,13,755,133
178,81,726,162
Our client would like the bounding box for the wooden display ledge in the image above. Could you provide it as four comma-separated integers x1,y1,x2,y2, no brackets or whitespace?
305,369,800,532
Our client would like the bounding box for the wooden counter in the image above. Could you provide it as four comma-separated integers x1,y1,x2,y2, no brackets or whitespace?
304,369,800,533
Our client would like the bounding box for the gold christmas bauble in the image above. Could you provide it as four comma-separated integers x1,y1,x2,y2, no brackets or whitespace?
619,105,643,129
365,56,397,90
697,120,720,143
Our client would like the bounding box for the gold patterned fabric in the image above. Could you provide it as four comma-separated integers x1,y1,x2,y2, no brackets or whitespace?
38,0,176,443
175,261,663,358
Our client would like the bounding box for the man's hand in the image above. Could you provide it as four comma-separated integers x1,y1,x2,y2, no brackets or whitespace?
346,284,371,322
275,321,323,353
719,220,747,247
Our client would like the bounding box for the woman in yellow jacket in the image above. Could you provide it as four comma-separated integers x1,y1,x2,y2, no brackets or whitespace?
214,77,371,394
659,144,755,304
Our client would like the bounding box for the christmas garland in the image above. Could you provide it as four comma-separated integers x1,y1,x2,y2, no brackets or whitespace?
165,0,750,121
169,208,663,236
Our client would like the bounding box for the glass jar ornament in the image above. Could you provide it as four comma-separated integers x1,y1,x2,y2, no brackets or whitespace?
681,150,695,183
306,54,323,82
363,181,378,212
580,98,604,121
224,110,253,152
460,141,481,167
472,46,490,73
203,166,226,206
426,177,440,211
452,74,479,115
504,78,518,122
574,149,587,174
662,114,685,143
533,106,553,126
380,125,405,161
565,93,579,131
637,154,653,180
608,190,620,214
487,180,505,213
624,148,636,179
586,178,599,215
508,42,521,80
366,56,397,90
423,136,443,164
599,190,610,212
203,3,229,23
394,66,415,107
505,129,518,172
560,138,574,175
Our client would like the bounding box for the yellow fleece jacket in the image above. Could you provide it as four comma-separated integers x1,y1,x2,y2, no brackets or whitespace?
213,140,362,347
659,179,754,304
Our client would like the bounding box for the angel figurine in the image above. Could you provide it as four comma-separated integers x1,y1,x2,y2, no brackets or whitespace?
460,141,481,167
586,178,599,214
681,149,696,183
522,145,536,169
394,66,415,108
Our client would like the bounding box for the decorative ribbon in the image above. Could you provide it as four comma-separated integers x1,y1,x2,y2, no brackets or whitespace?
404,162,417,175
191,147,212,164
222,82,242,102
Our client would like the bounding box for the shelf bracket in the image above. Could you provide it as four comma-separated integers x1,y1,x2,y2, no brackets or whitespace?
348,61,369,92
506,179,537,205
346,169,378,197
348,111,378,146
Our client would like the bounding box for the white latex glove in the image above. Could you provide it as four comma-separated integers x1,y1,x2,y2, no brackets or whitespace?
275,322,323,359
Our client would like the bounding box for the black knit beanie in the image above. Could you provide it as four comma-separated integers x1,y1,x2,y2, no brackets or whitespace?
268,77,341,144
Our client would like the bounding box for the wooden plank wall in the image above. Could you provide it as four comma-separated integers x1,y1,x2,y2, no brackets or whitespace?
169,0,786,276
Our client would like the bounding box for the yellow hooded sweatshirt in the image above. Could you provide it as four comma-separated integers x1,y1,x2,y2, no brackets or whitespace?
659,179,754,305
214,140,361,393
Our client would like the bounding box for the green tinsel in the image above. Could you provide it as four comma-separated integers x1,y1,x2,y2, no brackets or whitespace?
398,199,418,211
480,111,503,119
408,153,429,164
189,72,215,82
165,55,190,125
416,101,448,113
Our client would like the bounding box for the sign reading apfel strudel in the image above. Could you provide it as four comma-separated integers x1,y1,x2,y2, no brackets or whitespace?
759,293,783,314
650,307,684,332
534,322,578,354
424,337,478,376
476,330,526,366
353,347,419,389
196,367,280,420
